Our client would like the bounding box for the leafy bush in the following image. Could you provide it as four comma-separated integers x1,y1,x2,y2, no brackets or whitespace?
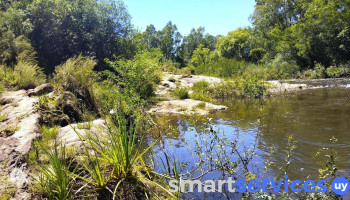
13,60,45,89
91,80,143,116
105,50,161,100
326,65,350,78
190,79,267,101
179,65,196,75
302,63,326,79
172,88,189,99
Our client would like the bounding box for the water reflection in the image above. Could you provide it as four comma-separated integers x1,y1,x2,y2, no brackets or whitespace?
150,87,350,198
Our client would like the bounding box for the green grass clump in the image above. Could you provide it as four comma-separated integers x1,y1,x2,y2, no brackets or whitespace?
33,143,79,200
0,60,45,90
0,82,3,95
194,102,206,109
53,55,97,93
29,125,59,166
0,114,8,122
13,60,46,89
172,88,189,99
190,79,266,101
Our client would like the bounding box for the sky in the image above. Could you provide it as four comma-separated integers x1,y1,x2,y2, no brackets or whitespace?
124,0,256,36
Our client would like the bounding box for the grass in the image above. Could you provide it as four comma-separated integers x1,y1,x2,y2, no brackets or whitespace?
33,142,80,200
172,88,189,99
0,82,3,95
0,114,8,122
53,55,97,93
13,60,46,89
10,102,18,107
29,125,59,166
194,102,206,110
190,79,267,101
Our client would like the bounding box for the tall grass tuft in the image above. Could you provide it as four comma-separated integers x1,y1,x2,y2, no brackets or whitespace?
77,113,157,180
53,55,97,93
33,142,80,200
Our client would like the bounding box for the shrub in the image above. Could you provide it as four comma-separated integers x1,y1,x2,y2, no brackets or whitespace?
172,88,189,99
0,82,3,95
191,78,267,100
12,60,45,89
179,65,196,75
326,65,350,78
105,50,161,100
302,63,326,79
53,55,97,93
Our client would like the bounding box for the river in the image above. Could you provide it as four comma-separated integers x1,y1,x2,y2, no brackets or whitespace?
150,79,350,199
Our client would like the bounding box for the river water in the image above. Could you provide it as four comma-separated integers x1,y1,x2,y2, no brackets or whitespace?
151,79,350,198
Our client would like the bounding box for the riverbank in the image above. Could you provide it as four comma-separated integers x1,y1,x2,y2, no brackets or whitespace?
148,73,312,115
0,76,349,199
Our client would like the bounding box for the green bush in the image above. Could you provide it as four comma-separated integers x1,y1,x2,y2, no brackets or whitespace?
13,60,45,89
0,82,3,95
179,65,196,75
172,88,189,99
190,79,267,100
105,50,161,100
326,65,350,78
302,63,326,79
53,55,97,93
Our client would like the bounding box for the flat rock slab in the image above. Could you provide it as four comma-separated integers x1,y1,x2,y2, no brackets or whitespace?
157,73,224,95
147,99,227,115
56,119,107,153
0,90,40,200
267,80,308,93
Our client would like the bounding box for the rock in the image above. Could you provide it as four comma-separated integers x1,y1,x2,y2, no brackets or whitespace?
0,90,40,199
147,99,227,115
267,80,308,93
59,91,83,123
0,90,27,105
27,83,54,97
56,119,107,154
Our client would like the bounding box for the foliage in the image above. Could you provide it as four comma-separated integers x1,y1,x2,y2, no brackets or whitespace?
0,81,3,95
33,143,79,200
191,44,210,67
105,50,162,100
28,0,132,73
12,60,45,89
172,88,189,99
0,6,34,66
326,65,350,78
53,55,97,93
190,79,267,101
216,27,252,61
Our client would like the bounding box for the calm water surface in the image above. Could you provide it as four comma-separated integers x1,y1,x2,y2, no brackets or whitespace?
151,82,350,198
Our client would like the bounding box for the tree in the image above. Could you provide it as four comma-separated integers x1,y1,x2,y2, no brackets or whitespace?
28,0,132,73
0,6,34,66
177,27,216,66
191,44,210,67
216,28,252,61
157,21,182,61
142,24,160,50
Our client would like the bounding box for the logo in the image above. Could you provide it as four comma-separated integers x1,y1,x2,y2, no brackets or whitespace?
332,177,349,195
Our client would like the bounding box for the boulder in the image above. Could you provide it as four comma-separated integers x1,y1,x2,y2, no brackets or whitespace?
59,91,83,123
27,83,54,97
56,119,107,154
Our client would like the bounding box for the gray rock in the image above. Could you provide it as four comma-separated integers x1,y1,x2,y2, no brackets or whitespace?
27,83,54,97
0,90,40,199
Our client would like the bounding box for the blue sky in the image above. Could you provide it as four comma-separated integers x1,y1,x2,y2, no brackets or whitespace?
124,0,256,36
